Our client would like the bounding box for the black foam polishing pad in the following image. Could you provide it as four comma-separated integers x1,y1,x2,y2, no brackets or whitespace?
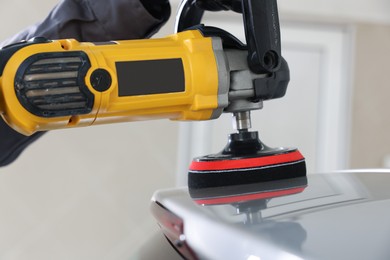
188,149,306,189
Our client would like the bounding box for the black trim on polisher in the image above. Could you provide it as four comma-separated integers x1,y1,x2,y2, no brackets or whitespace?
188,131,306,189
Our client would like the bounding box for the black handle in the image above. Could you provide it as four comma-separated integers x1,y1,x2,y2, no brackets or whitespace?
195,0,243,12
242,0,281,73
176,0,283,74
175,0,204,32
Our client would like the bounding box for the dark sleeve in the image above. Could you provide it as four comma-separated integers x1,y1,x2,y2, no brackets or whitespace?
0,0,170,167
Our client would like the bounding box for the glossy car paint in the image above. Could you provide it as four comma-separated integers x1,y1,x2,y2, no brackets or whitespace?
152,170,390,259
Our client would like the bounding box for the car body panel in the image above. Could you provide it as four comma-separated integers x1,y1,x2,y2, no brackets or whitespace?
151,171,390,259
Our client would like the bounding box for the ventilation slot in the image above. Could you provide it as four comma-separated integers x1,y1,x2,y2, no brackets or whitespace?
15,52,93,117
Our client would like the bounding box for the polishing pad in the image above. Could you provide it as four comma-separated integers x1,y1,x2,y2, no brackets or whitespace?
188,131,306,189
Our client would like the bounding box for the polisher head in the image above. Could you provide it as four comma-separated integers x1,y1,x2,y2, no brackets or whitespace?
188,131,306,189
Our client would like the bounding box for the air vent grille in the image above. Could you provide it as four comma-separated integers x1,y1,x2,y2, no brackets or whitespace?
15,52,93,117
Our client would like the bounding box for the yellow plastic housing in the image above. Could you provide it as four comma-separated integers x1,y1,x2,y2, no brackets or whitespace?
0,30,220,135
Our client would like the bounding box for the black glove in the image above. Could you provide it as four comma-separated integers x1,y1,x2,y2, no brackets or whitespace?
0,120,45,167
0,0,171,167
140,0,171,21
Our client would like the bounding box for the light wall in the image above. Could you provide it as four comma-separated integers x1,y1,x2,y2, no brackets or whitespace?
0,1,55,40
279,0,390,24
350,23,390,168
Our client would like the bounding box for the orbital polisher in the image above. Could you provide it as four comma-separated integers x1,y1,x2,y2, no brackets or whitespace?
0,0,306,187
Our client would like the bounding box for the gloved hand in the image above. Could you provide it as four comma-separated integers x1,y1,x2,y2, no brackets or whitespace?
140,0,170,21
0,0,171,167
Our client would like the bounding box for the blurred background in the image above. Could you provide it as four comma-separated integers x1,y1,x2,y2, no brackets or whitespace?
0,0,390,259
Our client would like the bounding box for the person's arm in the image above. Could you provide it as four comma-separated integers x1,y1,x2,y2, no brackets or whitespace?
0,0,170,167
